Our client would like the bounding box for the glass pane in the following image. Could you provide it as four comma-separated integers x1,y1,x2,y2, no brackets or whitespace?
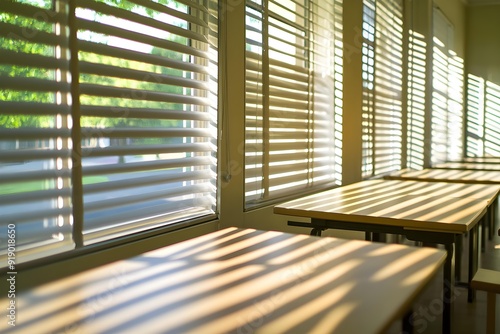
76,0,218,242
0,0,74,263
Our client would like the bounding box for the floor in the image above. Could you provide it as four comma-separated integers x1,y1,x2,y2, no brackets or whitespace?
386,205,500,334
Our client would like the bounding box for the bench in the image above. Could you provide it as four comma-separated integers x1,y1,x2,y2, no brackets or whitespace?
470,228,500,334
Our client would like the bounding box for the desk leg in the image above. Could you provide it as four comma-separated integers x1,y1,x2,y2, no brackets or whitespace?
468,224,478,303
402,309,413,334
372,232,386,242
455,234,462,282
482,211,488,251
310,228,322,236
443,242,455,334
489,199,497,240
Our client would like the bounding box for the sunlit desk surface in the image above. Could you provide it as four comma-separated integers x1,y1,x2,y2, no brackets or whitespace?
451,157,500,164
385,169,500,241
273,179,490,334
433,162,500,171
0,228,446,334
385,168,500,184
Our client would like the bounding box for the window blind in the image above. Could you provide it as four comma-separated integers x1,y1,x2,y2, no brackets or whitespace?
362,0,403,178
465,74,486,156
0,0,74,263
361,0,375,177
466,74,500,157
483,81,500,155
0,0,218,265
244,0,342,208
406,28,426,169
431,7,463,164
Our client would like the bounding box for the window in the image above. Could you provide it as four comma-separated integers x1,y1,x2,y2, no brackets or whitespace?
0,0,218,265
361,0,403,178
244,0,342,208
406,27,427,169
431,7,463,163
465,74,500,157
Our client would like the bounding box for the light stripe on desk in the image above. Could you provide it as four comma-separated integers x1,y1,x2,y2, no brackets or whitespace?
274,180,490,233
2,228,446,334
386,168,500,183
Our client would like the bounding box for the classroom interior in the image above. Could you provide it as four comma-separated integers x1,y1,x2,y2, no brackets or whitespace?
2,0,500,332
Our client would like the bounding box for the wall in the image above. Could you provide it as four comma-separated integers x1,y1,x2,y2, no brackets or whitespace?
466,4,500,84
434,0,466,58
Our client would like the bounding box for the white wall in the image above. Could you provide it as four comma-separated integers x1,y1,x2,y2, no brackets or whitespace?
466,4,500,84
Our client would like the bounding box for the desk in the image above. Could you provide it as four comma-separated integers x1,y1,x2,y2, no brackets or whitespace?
0,228,446,334
453,157,500,164
385,169,500,240
385,168,500,184
274,180,489,334
433,162,500,171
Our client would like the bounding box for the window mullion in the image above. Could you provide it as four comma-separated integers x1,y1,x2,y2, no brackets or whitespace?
262,0,270,200
55,0,76,245
306,1,313,184
68,0,84,247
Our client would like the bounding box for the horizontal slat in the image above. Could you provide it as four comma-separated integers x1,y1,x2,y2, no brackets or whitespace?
83,169,213,193
0,101,71,116
85,183,214,212
246,151,332,166
0,128,71,139
81,143,213,157
82,156,214,176
0,188,71,205
0,50,69,70
79,61,209,90
81,105,213,121
268,98,309,110
0,169,71,183
267,142,313,151
0,207,72,224
245,130,309,141
0,76,70,92
81,127,213,138
1,149,71,161
79,83,209,105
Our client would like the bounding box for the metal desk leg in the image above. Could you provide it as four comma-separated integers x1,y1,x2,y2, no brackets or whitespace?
489,199,498,240
468,224,478,303
443,242,455,334
310,228,322,236
482,210,488,251
402,309,413,334
455,234,462,282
